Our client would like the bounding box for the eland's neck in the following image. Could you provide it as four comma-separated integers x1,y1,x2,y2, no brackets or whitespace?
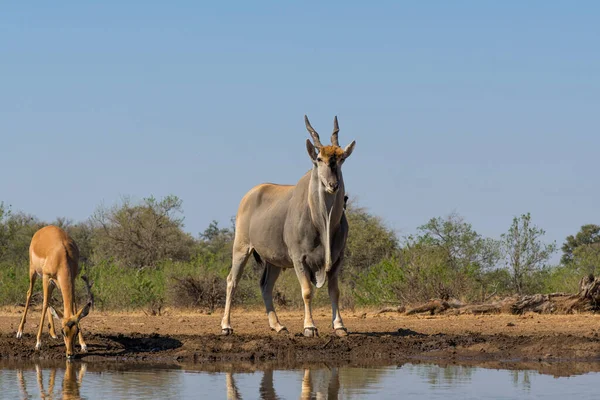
308,168,345,271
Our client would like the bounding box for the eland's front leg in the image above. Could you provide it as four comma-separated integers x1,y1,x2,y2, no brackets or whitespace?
295,263,318,337
327,270,347,337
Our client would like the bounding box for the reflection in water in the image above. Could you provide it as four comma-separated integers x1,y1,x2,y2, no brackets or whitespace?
3,361,600,399
259,369,279,400
16,361,86,400
403,363,475,387
228,368,342,400
404,363,536,392
227,367,373,399
511,370,532,391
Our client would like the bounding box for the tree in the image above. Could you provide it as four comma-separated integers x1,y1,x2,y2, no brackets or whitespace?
197,220,235,266
52,218,97,265
91,195,196,269
417,213,501,274
344,199,398,274
561,224,600,265
0,203,43,265
0,202,10,258
501,213,556,294
398,213,501,301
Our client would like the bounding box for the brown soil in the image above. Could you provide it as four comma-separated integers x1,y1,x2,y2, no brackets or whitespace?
2,307,600,373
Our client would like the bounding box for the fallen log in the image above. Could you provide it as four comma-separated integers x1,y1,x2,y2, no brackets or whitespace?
405,300,449,316
375,275,600,316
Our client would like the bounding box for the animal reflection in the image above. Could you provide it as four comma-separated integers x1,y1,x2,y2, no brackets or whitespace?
16,361,86,400
226,368,341,400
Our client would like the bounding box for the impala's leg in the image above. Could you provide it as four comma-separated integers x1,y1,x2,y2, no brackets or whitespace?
221,245,251,335
78,363,88,385
17,369,29,398
46,282,58,339
35,274,51,350
35,364,45,395
17,270,37,338
260,263,287,333
294,262,317,337
72,302,88,353
47,366,57,396
328,268,347,337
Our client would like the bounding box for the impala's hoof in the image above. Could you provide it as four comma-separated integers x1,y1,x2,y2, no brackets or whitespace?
16,331,23,339
303,327,319,337
35,342,41,351
50,333,58,340
221,328,234,336
80,344,88,353
335,328,348,337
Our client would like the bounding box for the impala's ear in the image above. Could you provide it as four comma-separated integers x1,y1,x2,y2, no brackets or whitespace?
342,140,356,160
76,302,92,322
49,306,63,321
306,139,318,162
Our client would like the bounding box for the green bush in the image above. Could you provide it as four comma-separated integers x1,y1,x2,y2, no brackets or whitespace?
353,258,404,306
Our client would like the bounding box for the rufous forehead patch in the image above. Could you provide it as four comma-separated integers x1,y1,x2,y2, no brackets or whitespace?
319,145,344,160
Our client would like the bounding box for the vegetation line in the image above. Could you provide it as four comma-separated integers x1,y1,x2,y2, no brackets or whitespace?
0,197,597,313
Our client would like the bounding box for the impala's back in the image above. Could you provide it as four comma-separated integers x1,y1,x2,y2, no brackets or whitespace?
30,225,80,278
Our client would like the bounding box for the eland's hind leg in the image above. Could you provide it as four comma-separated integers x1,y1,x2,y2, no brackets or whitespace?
260,263,287,333
221,244,251,335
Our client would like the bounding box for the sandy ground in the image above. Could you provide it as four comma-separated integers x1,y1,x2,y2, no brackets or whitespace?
2,306,600,374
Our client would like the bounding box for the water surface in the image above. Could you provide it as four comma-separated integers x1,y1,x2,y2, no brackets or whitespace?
1,360,599,399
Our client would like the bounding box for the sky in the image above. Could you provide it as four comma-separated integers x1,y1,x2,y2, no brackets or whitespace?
1,2,599,256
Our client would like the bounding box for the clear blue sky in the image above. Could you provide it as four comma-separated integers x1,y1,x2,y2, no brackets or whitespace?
1,2,599,255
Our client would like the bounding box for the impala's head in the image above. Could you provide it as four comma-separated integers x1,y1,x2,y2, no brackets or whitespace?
49,302,91,359
304,115,356,194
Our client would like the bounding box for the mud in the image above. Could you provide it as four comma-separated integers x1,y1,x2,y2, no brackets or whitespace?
2,308,600,375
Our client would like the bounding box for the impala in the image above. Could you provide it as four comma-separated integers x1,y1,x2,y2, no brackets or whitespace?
16,225,92,359
221,115,356,337
17,362,87,400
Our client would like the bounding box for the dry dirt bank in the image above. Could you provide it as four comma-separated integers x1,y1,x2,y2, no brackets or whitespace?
2,307,600,371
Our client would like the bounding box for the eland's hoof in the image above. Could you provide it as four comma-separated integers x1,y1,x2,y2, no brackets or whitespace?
272,326,288,334
221,328,234,336
335,328,348,337
303,327,319,337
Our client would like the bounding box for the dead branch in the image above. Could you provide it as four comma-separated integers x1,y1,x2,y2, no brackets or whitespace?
383,275,600,316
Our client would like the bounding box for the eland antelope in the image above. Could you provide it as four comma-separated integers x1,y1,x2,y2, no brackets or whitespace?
221,115,356,337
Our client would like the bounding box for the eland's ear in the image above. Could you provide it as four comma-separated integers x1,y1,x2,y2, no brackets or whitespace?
76,302,92,322
49,306,63,321
306,139,318,162
342,140,356,160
